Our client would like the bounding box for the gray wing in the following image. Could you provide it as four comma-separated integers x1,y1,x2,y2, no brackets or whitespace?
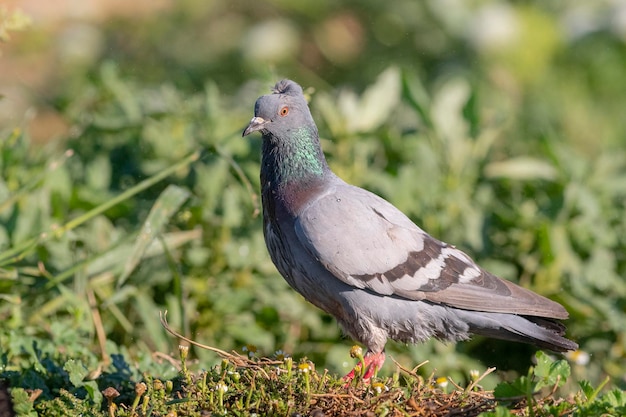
294,184,569,319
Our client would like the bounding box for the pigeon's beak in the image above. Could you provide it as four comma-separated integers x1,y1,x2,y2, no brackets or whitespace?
242,116,268,137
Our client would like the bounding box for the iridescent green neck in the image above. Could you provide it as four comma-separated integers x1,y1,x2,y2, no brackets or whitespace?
284,127,326,179
262,126,328,186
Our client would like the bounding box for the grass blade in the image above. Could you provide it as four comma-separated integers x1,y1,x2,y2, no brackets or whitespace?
117,184,190,287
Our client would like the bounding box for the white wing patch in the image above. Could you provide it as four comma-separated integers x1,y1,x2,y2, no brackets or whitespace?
422,254,446,280
458,266,482,283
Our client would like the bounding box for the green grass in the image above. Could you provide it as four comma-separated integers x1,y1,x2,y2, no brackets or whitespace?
3,325,625,416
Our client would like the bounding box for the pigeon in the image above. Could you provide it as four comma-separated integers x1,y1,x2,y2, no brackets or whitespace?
243,79,578,381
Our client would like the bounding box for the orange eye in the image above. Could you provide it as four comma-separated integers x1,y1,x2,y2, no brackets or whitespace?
279,106,289,116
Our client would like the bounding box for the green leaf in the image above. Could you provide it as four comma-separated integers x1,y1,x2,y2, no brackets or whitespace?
339,66,401,133
117,184,190,287
534,351,570,390
64,359,89,387
81,381,103,406
484,157,558,181
62,360,103,405
602,388,626,408
402,70,432,129
579,380,595,401
493,375,532,399
10,388,38,417
579,376,610,404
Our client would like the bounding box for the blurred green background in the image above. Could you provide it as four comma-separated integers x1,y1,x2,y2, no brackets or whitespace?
1,0,625,391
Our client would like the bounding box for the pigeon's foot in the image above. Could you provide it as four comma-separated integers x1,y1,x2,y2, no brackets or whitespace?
343,350,386,383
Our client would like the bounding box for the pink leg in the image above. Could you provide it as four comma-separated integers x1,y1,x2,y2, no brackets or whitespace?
343,350,386,383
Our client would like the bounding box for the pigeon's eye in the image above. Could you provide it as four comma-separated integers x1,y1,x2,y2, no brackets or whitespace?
279,106,289,117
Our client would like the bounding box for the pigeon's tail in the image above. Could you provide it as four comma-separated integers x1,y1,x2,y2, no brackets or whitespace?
455,310,578,352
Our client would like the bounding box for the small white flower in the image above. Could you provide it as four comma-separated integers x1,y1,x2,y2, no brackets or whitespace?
215,382,228,393
566,350,590,366
274,349,290,360
298,362,312,374
371,382,388,394
242,344,258,357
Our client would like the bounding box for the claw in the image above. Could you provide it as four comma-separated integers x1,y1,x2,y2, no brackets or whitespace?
343,350,386,385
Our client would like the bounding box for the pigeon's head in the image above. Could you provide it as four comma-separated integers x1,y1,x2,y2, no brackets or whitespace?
242,79,315,139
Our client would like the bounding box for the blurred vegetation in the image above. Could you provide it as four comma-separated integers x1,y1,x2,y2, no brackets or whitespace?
1,0,626,414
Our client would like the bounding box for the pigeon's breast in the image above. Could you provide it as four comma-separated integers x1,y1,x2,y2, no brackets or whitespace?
263,184,357,317
277,178,335,216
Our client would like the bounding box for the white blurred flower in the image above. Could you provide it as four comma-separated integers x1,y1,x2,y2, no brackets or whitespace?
467,4,520,52
274,350,290,361
298,362,312,374
241,19,300,63
371,382,388,394
566,350,590,366
242,344,257,358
